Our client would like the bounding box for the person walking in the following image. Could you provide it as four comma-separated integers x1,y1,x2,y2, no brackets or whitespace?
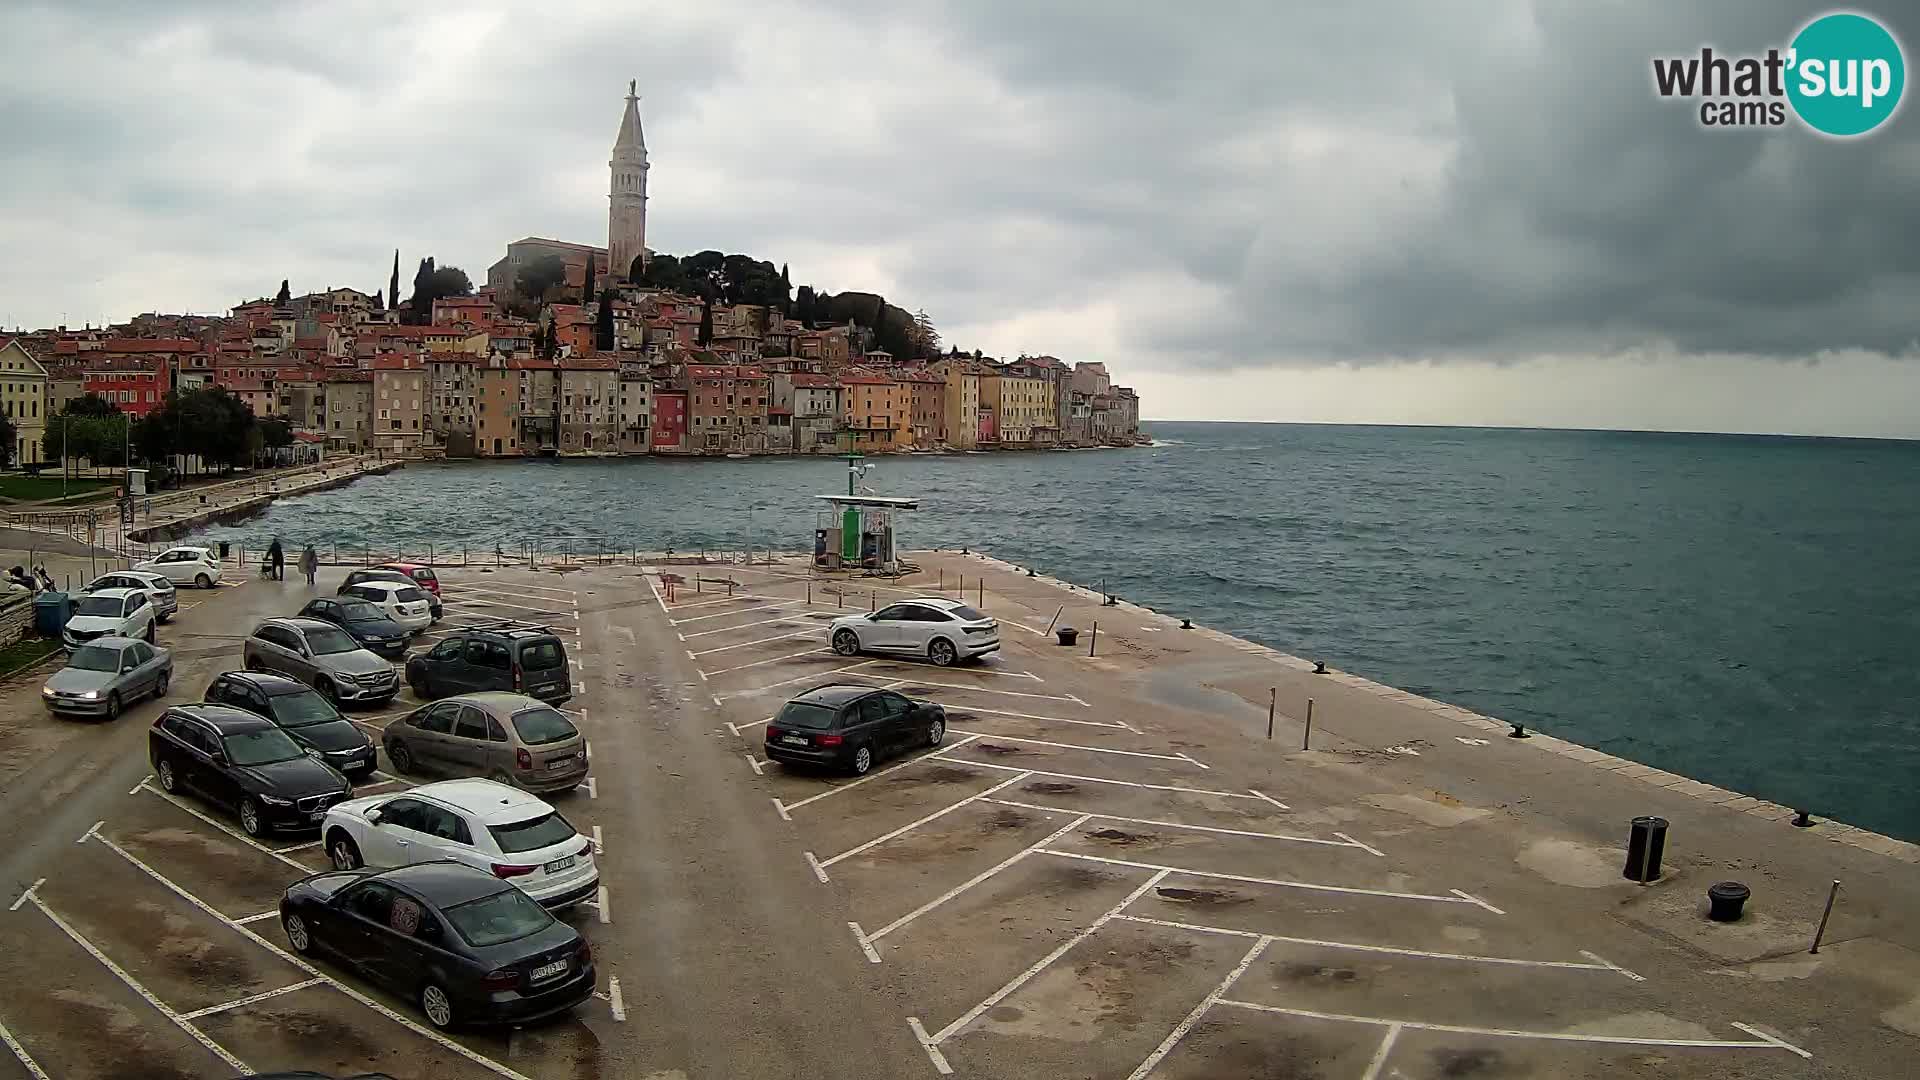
300,543,319,587
268,537,285,581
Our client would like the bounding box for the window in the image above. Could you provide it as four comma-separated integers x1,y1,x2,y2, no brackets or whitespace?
413,702,458,734
489,810,576,854
453,707,489,741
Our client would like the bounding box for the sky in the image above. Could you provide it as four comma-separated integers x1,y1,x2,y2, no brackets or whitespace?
2,1,1917,437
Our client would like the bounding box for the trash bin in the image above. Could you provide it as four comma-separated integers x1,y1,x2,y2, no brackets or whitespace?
1623,815,1668,882
1056,627,1078,646
218,540,231,560
1708,881,1750,922
33,592,72,637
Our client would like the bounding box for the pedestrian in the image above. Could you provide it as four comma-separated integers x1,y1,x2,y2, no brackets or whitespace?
268,537,285,581
300,543,319,586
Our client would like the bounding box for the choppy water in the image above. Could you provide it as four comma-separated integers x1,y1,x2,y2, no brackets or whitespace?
193,423,1920,841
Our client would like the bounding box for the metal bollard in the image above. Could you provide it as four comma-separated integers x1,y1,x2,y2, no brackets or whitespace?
1809,880,1841,953
1088,621,1098,656
1303,698,1314,750
870,590,877,612
1267,688,1276,740
1045,605,1064,634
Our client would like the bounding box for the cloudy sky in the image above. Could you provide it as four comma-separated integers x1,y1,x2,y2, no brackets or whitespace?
3,1,1917,437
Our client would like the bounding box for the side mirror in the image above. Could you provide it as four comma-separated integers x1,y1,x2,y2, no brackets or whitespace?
365,808,384,825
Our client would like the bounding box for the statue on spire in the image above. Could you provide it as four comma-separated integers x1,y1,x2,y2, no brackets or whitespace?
628,79,636,97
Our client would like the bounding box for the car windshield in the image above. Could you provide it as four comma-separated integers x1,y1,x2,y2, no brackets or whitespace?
73,596,124,616
221,727,305,766
270,689,340,727
951,605,987,621
488,811,577,854
520,641,564,670
510,707,577,745
776,700,840,731
337,602,386,623
66,645,122,672
444,887,554,947
305,627,361,655
394,586,427,603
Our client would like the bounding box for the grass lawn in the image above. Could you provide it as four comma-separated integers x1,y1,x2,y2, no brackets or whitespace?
0,474,117,502
0,635,63,681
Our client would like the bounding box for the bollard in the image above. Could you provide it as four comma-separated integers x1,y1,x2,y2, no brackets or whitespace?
1625,816,1668,883
1303,697,1314,750
1793,810,1814,828
1509,722,1529,739
1809,880,1840,953
1267,688,1276,740
1181,617,1192,629
1056,627,1077,647
871,590,876,612
978,579,984,608
1707,881,1750,922
696,575,701,594
1088,621,1098,656
939,569,944,590
728,580,735,597
1045,605,1064,635
807,580,812,605
1312,660,1327,674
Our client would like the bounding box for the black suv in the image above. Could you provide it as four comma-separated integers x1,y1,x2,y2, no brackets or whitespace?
764,684,947,775
148,704,353,837
204,671,379,778
405,622,571,704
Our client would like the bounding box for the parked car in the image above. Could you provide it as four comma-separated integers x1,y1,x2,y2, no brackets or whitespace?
376,562,442,602
80,569,178,623
765,684,947,775
64,587,158,647
149,703,354,836
42,637,171,720
827,598,1000,667
383,693,588,794
320,778,597,908
297,596,412,659
204,671,378,778
243,617,400,707
405,624,572,704
279,861,596,1029
341,568,442,620
338,580,433,633
135,545,223,589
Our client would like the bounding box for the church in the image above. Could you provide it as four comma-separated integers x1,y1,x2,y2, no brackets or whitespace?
485,81,650,294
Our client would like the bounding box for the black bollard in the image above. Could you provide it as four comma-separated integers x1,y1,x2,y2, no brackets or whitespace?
1313,660,1327,674
1180,618,1192,629
1707,881,1750,922
1056,627,1077,647
1624,816,1669,882
1508,722,1529,738
1793,810,1814,828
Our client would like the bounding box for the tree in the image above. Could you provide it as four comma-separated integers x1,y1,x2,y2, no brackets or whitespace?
0,411,14,468
909,309,940,358
630,253,650,284
697,299,713,346
780,263,791,293
64,393,119,418
389,249,400,311
373,288,384,309
275,279,291,304
582,257,597,306
595,291,615,352
794,285,816,327
515,254,567,302
407,258,472,320
259,417,293,450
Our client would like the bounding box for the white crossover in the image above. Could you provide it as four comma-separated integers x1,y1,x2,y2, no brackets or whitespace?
64,587,158,647
828,597,1000,667
340,580,433,633
320,779,598,908
135,545,223,589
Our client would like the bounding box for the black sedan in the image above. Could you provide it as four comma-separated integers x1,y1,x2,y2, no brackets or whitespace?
280,862,596,1029
764,684,947,775
149,704,353,837
204,671,379,779
297,597,413,659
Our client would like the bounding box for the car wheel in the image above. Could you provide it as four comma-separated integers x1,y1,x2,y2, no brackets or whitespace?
284,913,313,954
105,692,121,721
317,678,341,706
388,741,413,774
194,573,212,589
327,832,362,871
239,798,264,837
412,672,432,699
157,612,172,625
144,622,156,643
929,638,957,667
850,744,873,776
420,983,456,1030
157,759,179,793
927,716,945,747
154,669,170,699
832,629,861,656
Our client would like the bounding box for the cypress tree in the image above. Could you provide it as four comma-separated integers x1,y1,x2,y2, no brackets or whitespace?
698,299,713,346
389,250,400,311
584,257,597,306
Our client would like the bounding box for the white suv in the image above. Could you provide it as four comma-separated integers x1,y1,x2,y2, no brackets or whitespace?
828,597,1000,667
319,779,598,908
339,580,433,633
135,545,223,589
64,587,158,647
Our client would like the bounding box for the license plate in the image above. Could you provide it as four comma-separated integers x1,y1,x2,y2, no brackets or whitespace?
547,758,572,771
543,855,575,873
781,734,808,746
308,811,325,822
530,959,568,981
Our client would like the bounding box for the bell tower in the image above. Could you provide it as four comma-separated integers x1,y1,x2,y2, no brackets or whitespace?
608,80,650,282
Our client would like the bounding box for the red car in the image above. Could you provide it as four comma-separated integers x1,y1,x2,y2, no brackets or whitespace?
377,562,440,598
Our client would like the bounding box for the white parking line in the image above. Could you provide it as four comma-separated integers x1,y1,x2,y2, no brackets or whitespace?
456,583,578,604
858,658,1043,682
714,660,884,701
671,601,799,624
591,826,604,856
89,832,539,1080
0,1016,49,1080
919,869,1172,1057
27,895,250,1074
776,736,985,815
608,976,626,1022
137,784,313,872
670,592,790,609
701,647,836,678
679,613,843,639
979,799,1356,850
7,879,45,913
273,840,323,853
1214,1001,1812,1057
179,978,328,1020
235,911,279,925
1361,1023,1403,1080
838,671,1086,704
1333,831,1387,858
1125,933,1270,1080
690,632,817,657
454,579,578,600
944,705,1131,730
1112,915,1640,977
596,885,610,924
948,730,1206,767
815,774,1034,877
446,597,579,618
929,755,1285,804
1039,849,1501,910
865,814,1093,949
744,753,766,776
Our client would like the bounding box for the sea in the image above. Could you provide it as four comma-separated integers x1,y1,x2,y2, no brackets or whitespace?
190,422,1920,842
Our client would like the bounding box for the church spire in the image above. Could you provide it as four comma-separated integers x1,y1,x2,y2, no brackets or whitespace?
608,80,650,282
614,80,645,154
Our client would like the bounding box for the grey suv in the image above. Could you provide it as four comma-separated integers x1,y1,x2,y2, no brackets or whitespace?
243,617,400,707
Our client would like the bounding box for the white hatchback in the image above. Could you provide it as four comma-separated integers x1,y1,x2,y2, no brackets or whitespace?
320,779,598,908
339,580,433,633
135,545,223,589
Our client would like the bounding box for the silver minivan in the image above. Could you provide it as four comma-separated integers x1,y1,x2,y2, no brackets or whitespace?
382,692,589,794
242,617,400,707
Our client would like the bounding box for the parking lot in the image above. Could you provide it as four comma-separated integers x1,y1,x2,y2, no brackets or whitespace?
0,566,621,1080
651,558,1818,1079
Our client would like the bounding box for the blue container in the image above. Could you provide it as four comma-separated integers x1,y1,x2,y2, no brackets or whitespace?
33,592,71,637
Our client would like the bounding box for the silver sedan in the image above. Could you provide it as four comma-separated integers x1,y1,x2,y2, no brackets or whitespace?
42,636,173,720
